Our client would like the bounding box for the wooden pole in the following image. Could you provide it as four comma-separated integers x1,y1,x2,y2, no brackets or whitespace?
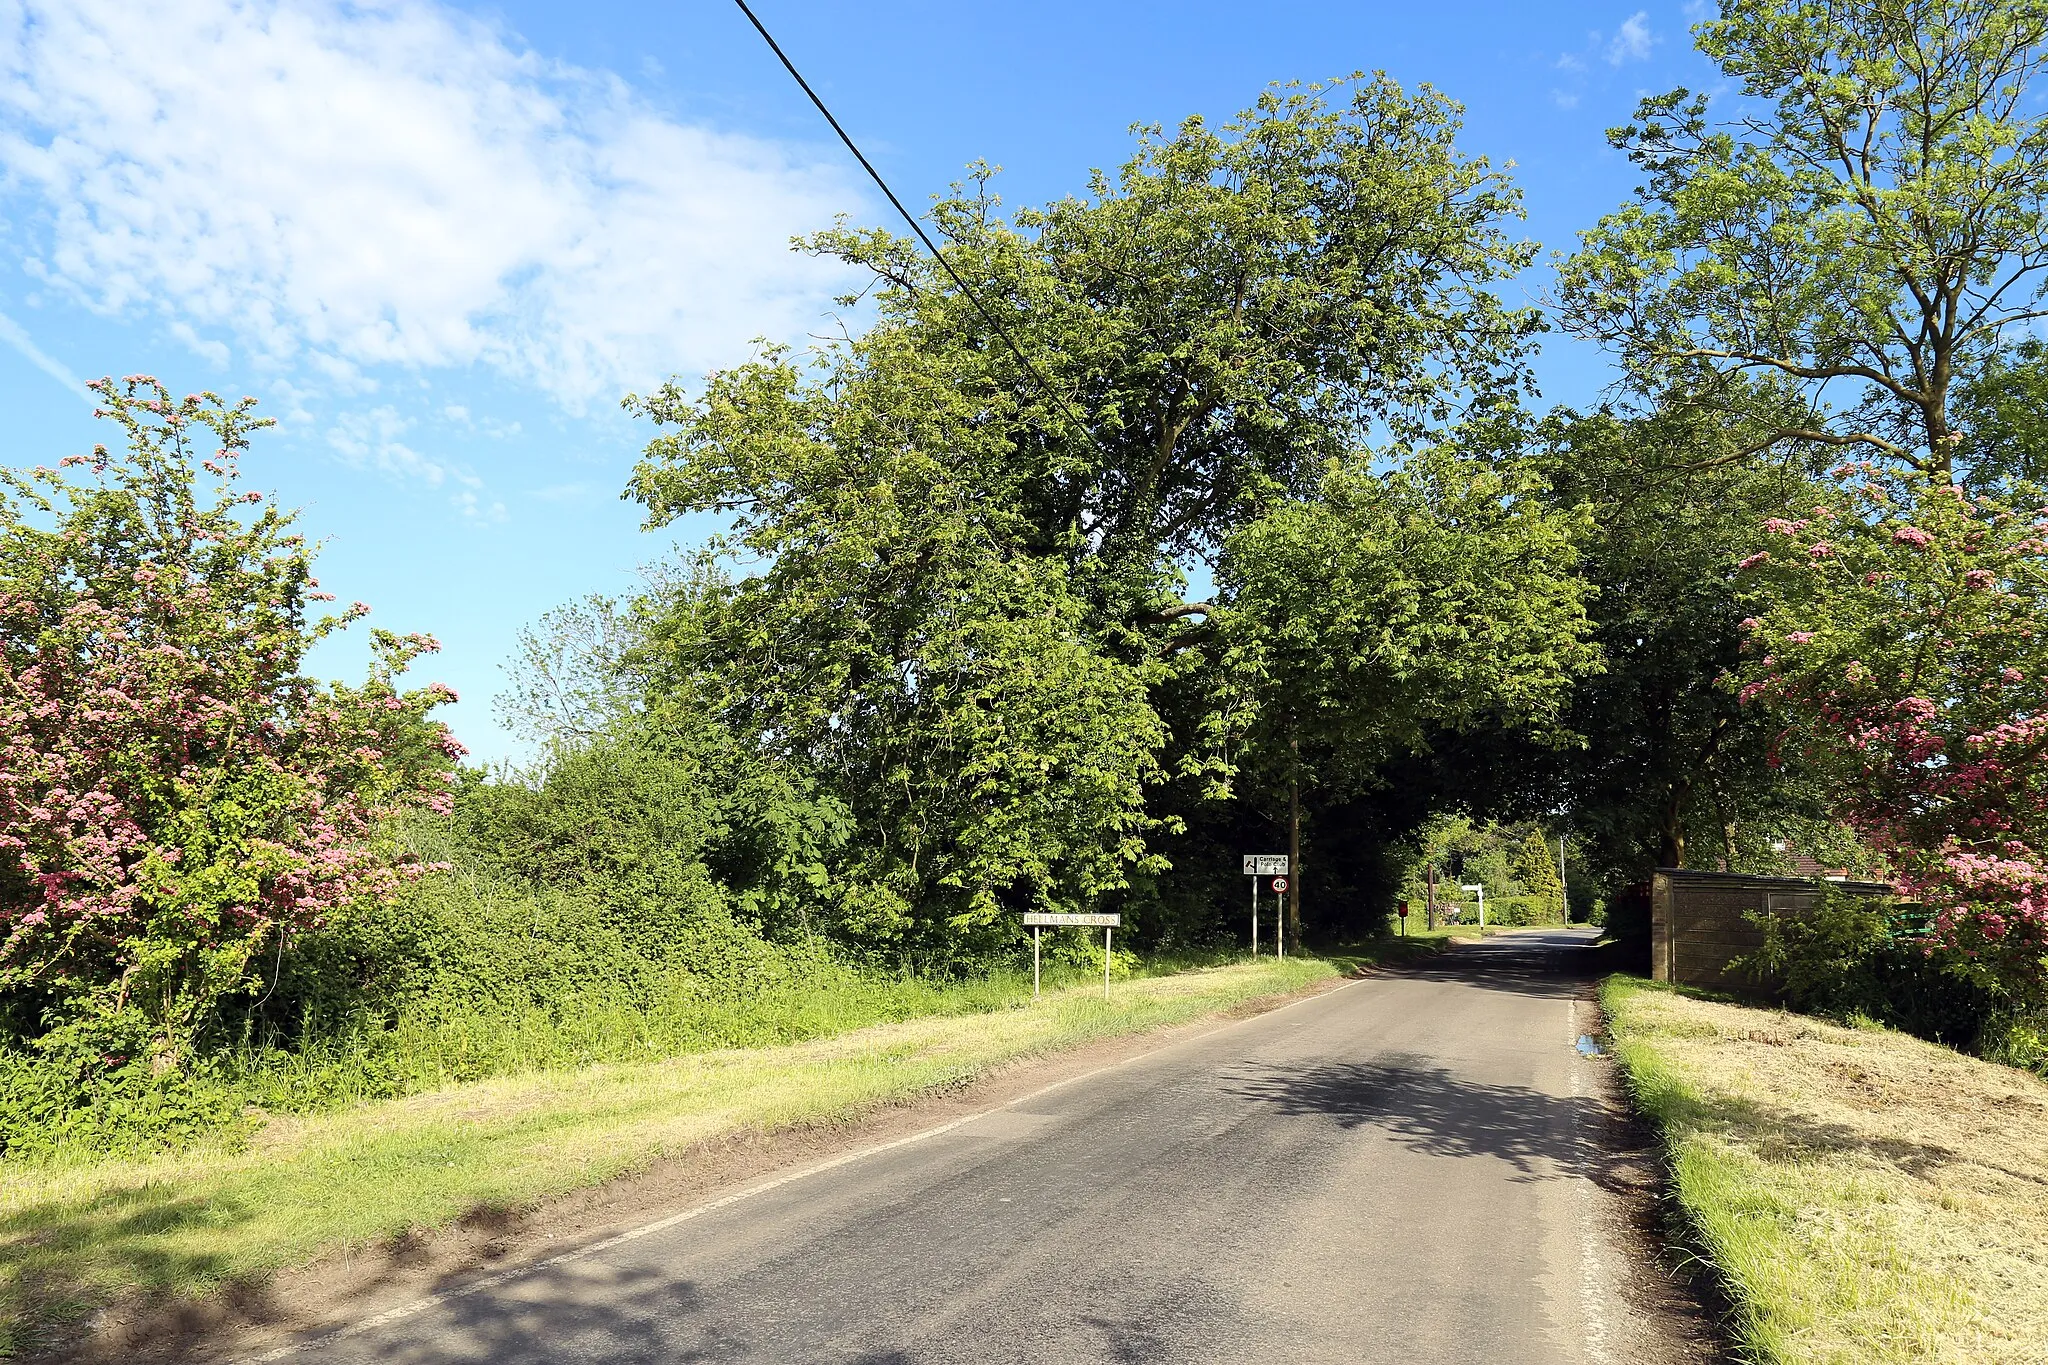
1288,734,1302,955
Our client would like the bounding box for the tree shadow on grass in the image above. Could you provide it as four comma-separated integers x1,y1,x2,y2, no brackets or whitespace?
0,1186,257,1356
2,1190,559,1361
1687,1086,2047,1192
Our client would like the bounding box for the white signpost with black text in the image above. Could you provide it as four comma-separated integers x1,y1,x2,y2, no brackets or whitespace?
1242,855,1289,957
1022,912,1123,999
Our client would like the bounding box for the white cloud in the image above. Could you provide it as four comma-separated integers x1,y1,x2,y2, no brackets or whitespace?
168,321,230,368
1552,91,1582,110
1606,12,1653,65
450,488,508,523
329,404,467,489
0,308,89,401
0,0,862,410
327,404,520,519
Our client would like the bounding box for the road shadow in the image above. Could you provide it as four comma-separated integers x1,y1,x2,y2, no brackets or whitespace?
1224,1057,1635,1192
286,1264,713,1363
1393,930,1603,1003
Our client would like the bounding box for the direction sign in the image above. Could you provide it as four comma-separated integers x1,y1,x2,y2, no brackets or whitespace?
1242,855,1289,877
1021,912,1123,927
1270,876,1289,894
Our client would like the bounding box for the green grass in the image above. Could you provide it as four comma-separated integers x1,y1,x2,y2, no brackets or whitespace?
0,955,1331,1353
223,955,1225,1118
1603,975,2048,1364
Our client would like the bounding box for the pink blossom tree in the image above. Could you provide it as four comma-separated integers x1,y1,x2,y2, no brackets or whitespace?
1737,468,2048,1003
0,378,462,1061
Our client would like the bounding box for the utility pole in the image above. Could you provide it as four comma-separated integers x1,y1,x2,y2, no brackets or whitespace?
1288,734,1302,955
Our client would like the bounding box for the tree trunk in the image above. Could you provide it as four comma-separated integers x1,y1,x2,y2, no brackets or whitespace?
1658,784,1688,869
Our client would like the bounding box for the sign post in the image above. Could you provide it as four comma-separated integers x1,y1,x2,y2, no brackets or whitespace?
1461,882,1486,928
1241,855,1288,957
1397,899,1409,937
1022,912,1123,999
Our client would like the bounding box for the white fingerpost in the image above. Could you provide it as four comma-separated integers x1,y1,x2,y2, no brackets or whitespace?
1462,882,1486,927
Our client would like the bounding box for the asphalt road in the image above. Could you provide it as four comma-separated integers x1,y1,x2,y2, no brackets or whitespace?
275,929,1705,1365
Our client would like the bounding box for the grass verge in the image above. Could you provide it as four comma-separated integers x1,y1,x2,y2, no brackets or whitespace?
1603,974,2048,1364
0,955,1331,1353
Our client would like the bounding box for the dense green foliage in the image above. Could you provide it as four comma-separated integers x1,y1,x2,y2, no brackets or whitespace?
616,76,1594,961
10,4,2048,1160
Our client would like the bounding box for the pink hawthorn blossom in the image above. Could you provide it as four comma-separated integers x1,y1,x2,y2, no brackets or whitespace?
0,378,461,1042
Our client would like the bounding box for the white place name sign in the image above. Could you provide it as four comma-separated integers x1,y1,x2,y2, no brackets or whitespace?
1022,913,1123,927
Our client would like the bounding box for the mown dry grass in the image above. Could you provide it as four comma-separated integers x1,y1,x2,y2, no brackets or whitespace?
0,957,1330,1354
1604,976,2048,1365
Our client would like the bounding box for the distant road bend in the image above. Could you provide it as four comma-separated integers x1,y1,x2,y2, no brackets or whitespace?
271,929,1716,1364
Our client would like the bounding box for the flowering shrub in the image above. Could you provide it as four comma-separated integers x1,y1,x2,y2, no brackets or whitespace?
1736,469,2048,1003
0,378,461,1066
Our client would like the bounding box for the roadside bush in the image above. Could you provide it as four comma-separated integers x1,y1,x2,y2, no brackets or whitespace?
1483,894,1562,927
1747,883,1998,1049
1980,1014,2048,1077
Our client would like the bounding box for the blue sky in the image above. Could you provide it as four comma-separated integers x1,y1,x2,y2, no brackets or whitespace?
0,0,1719,763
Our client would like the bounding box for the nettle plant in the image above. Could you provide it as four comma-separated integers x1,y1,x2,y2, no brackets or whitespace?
0,378,462,1062
1736,468,2048,1003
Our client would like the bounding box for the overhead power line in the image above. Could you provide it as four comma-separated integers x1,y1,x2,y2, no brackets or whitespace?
730,0,1097,447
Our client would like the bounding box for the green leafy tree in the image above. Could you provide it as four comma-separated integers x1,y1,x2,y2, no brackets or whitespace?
1532,399,1837,878
1216,444,1599,941
0,379,460,1061
1221,446,1596,782
1513,829,1564,917
787,73,1540,623
1559,0,2048,479
626,332,1167,961
624,77,1546,956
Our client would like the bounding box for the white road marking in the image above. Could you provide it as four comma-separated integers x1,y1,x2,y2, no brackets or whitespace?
237,977,1360,1363
1570,997,1620,1364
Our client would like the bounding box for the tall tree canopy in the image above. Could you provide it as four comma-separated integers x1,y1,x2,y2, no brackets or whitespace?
727,74,1544,607
617,76,1583,958
1559,0,2048,479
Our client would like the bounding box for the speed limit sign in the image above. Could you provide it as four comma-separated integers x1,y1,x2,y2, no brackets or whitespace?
1271,876,1289,894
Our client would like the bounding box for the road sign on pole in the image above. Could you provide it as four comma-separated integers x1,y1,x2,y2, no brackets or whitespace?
1397,899,1409,937
1270,876,1288,894
1022,913,1123,999
1242,855,1286,955
1460,883,1486,928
